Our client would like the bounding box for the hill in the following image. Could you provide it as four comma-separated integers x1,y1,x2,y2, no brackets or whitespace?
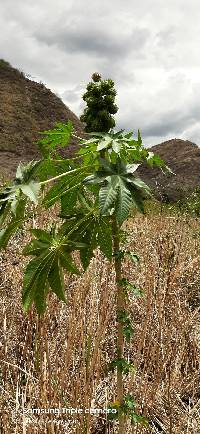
136,138,200,202
0,59,85,175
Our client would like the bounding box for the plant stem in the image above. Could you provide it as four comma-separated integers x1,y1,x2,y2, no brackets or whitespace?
72,133,86,141
112,214,125,434
40,166,89,186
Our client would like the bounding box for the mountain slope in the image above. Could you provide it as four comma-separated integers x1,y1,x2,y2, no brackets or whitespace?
0,59,85,175
136,138,200,201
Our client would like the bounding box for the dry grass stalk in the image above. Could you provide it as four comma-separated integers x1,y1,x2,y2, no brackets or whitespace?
0,209,199,433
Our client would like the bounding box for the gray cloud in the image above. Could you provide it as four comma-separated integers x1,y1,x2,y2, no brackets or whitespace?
35,24,150,61
142,110,193,137
0,0,200,146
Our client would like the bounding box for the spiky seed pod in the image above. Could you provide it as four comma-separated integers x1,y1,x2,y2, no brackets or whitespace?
92,72,101,82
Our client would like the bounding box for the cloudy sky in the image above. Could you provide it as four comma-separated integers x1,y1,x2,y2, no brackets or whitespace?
1,0,200,146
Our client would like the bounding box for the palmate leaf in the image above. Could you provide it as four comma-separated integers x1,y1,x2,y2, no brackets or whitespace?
0,219,23,249
0,202,10,226
144,150,174,175
130,188,145,213
22,228,82,313
22,252,54,313
59,249,80,275
15,160,42,184
0,162,40,212
22,238,50,256
60,200,113,269
36,158,74,182
74,214,113,268
79,219,98,270
116,179,132,226
128,177,151,192
48,258,66,302
20,181,40,204
81,129,148,165
15,161,41,182
60,186,83,214
97,137,113,151
84,158,152,225
0,162,41,249
99,176,118,214
37,121,74,157
0,199,26,249
31,228,53,243
43,168,89,208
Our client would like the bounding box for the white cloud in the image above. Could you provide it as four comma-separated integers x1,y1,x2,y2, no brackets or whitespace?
0,0,200,146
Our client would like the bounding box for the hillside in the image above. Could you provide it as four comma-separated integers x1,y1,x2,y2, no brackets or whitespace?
0,59,85,175
136,138,200,202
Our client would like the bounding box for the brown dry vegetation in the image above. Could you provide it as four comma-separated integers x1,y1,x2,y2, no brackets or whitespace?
0,205,200,434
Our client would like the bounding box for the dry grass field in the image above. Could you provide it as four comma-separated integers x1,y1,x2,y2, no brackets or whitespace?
0,206,200,433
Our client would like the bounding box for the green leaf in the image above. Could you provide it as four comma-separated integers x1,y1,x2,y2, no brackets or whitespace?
79,220,97,269
59,249,80,275
125,164,140,174
31,229,53,243
83,173,104,185
124,394,137,410
108,358,134,375
37,121,74,157
0,198,26,249
116,178,132,225
89,159,151,223
112,140,121,153
0,161,40,237
99,176,118,214
22,252,54,313
117,309,134,342
48,257,66,302
120,278,144,297
131,413,148,426
123,324,134,342
129,286,144,297
126,252,140,263
97,217,112,259
20,181,40,204
0,218,24,249
130,188,145,213
0,202,10,226
22,228,81,312
15,161,41,183
22,239,49,256
37,158,72,182
128,177,151,195
43,169,87,208
61,188,79,214
97,138,112,151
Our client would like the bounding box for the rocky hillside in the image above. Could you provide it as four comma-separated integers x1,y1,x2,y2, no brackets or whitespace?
136,139,200,202
0,59,85,175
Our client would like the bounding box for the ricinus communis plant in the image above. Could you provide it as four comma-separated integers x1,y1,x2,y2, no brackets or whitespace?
0,73,171,433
